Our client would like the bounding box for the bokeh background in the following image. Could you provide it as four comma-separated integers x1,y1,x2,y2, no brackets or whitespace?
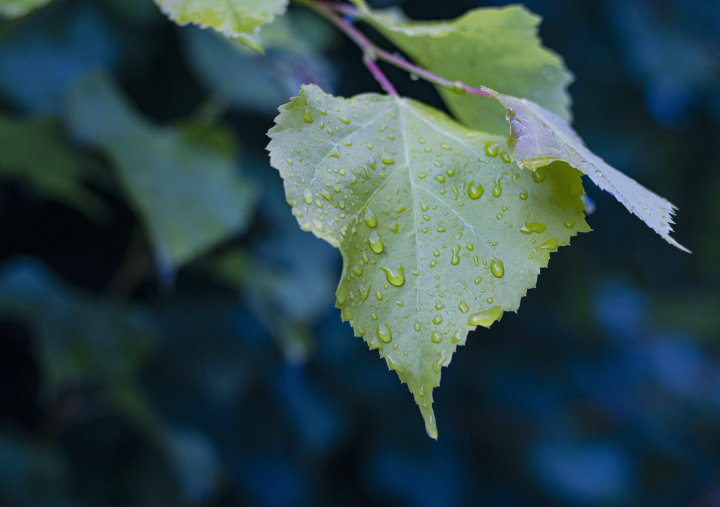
1,0,719,505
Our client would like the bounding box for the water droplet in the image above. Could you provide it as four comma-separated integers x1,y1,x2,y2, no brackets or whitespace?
536,238,559,252
450,81,465,94
490,259,504,278
468,181,484,200
484,143,499,157
440,143,452,150
366,143,373,150
519,222,547,235
467,306,503,328
492,180,502,197
376,290,383,300
450,245,460,265
532,166,548,183
336,284,348,305
303,189,313,204
387,355,404,373
380,264,405,287
353,265,363,276
451,331,461,344
359,283,371,301
376,323,392,343
337,115,350,125
500,152,511,163
435,300,445,310
381,156,395,165
341,306,353,320
431,330,443,343
321,191,335,206
303,108,313,123
364,207,378,228
414,323,421,331
368,231,383,253
432,314,443,325
389,222,399,233
519,192,528,200
437,226,446,233
435,175,446,183
564,219,575,228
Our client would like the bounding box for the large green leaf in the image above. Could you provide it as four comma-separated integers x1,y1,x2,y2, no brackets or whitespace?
268,85,589,437
0,0,52,18
153,0,288,52
67,73,256,268
0,115,105,216
352,1,573,135
489,91,688,252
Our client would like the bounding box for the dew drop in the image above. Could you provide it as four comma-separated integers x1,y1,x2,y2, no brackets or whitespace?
431,331,443,343
359,283,371,301
468,181,484,200
376,322,392,343
303,108,313,123
364,207,378,228
380,263,405,287
490,259,504,278
368,231,383,253
432,314,443,325
519,222,547,235
303,189,313,204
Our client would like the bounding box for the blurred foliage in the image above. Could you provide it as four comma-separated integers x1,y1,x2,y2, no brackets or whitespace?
0,0,719,506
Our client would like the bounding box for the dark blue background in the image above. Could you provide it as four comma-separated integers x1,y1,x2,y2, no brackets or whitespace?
1,0,718,505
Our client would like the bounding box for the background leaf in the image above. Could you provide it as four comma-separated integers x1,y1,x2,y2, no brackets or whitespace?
0,115,106,217
66,72,256,268
0,0,51,18
268,85,589,437
353,0,573,135
153,0,288,52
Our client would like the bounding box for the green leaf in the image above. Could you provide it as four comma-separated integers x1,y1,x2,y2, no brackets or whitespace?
153,0,288,52
268,85,589,437
352,1,572,135
488,91,688,252
67,73,256,268
0,115,106,217
0,0,52,18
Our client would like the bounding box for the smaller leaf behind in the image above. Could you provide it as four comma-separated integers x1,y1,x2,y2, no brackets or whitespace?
352,0,573,135
153,0,288,52
487,91,688,252
268,85,589,438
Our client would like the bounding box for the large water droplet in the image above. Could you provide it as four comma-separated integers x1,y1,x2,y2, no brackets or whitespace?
468,181,484,200
368,231,383,253
519,222,547,235
490,259,504,278
536,238,559,252
467,306,503,328
458,300,469,313
376,323,392,343
364,207,378,228
303,189,313,204
380,263,405,287
303,108,313,123
432,314,443,325
431,331,442,343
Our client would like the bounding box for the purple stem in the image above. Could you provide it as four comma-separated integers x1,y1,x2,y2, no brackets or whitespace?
363,53,399,96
